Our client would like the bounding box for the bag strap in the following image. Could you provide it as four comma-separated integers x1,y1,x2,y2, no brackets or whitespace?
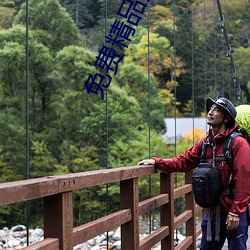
215,204,220,242
222,132,242,199
223,131,242,170
206,208,212,241
200,131,242,168
200,142,208,163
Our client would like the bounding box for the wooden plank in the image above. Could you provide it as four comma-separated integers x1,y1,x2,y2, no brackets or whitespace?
139,226,169,250
161,173,174,250
44,192,73,250
174,210,192,229
58,165,156,192
73,209,131,245
22,238,59,250
195,204,203,213
0,165,156,206
196,226,202,237
120,178,140,250
195,206,203,241
139,194,169,215
174,184,192,199
175,236,193,250
185,171,196,250
0,177,59,206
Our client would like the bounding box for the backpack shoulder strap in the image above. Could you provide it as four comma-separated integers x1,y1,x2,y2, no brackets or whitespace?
223,132,242,169
200,141,208,163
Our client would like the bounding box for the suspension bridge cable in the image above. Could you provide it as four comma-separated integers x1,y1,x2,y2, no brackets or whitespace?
216,0,242,103
104,0,109,248
172,0,179,245
228,64,231,100
203,0,207,97
218,33,225,96
213,0,217,94
25,0,30,245
76,0,79,27
172,1,177,156
172,0,177,188
191,0,195,144
147,0,152,234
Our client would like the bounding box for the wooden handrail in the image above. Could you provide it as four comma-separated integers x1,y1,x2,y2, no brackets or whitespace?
0,165,203,250
0,165,155,206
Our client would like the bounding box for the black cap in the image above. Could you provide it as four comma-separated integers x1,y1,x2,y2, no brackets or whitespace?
206,97,237,119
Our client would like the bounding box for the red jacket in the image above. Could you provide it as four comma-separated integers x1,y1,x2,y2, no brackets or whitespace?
154,124,250,216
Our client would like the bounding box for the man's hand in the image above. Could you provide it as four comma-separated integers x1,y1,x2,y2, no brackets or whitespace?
226,213,240,230
137,159,155,166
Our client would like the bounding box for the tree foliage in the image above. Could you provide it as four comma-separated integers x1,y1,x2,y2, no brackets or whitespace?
14,0,84,52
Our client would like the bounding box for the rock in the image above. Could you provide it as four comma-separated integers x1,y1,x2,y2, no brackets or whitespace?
113,227,120,240
95,234,106,243
30,228,43,238
15,245,23,249
0,224,187,249
0,230,7,238
107,231,114,237
12,231,25,238
87,238,94,245
113,240,121,249
20,237,27,245
108,236,116,243
73,242,87,249
7,239,20,247
91,245,101,250
100,240,108,246
11,226,26,232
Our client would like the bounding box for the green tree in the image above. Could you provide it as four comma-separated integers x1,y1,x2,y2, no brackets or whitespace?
0,24,56,133
123,28,185,117
115,63,166,132
30,141,57,177
61,0,102,29
14,0,84,52
78,84,143,167
234,46,250,102
124,32,179,85
0,6,15,29
0,39,27,180
0,112,26,180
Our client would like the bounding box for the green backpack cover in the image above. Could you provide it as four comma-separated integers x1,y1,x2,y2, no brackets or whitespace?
235,105,250,140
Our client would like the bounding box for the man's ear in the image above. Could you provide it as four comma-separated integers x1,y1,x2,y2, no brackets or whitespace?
224,114,232,123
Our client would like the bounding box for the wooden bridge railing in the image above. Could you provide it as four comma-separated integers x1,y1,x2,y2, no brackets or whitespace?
0,165,203,250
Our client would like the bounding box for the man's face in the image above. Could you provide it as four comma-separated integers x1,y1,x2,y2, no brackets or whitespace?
207,104,226,127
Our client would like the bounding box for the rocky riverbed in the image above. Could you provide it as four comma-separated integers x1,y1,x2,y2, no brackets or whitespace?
0,225,187,249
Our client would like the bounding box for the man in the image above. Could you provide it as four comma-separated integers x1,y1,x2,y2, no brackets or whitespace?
138,97,250,250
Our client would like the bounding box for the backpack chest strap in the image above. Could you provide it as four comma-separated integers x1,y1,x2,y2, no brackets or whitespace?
202,157,226,163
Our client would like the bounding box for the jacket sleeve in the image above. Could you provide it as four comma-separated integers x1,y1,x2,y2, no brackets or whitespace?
229,136,250,215
153,140,203,174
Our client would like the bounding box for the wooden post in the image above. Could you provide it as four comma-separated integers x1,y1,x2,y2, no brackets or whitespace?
185,171,196,250
44,192,73,250
161,173,174,250
120,178,139,250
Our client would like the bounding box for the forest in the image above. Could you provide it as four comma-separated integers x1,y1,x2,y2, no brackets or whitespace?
0,0,249,228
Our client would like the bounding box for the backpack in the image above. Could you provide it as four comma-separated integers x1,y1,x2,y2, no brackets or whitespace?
235,105,250,142
192,162,221,208
192,131,241,208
